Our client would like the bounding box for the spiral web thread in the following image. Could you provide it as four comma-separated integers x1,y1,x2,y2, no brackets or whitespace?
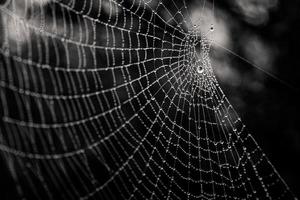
0,0,296,199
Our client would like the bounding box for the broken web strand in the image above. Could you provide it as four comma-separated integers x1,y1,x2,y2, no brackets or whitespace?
0,0,297,199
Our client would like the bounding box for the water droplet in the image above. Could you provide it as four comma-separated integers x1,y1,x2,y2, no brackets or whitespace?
197,66,204,74
210,24,214,31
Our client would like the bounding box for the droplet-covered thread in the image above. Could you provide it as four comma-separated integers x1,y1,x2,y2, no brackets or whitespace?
0,0,296,199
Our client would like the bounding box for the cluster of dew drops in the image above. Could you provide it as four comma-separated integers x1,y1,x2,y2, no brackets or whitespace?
194,23,214,75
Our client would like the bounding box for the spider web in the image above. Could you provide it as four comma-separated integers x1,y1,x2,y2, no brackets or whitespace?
0,0,296,199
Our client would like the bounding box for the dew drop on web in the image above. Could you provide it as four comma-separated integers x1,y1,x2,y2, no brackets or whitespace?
210,24,214,32
197,66,204,74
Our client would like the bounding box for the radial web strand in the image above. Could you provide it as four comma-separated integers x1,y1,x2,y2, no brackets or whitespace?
0,0,296,199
